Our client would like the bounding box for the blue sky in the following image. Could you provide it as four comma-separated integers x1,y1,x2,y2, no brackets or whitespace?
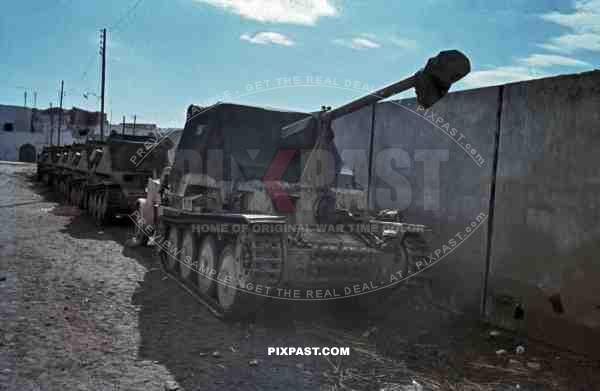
1,0,598,127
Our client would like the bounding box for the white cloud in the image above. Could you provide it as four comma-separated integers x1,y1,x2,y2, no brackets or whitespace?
537,43,563,52
460,2,598,91
195,0,338,25
333,36,380,50
461,66,549,89
334,34,416,50
389,37,417,50
544,33,600,53
540,0,600,30
539,0,600,53
351,37,379,49
518,53,590,67
359,33,377,40
240,31,295,46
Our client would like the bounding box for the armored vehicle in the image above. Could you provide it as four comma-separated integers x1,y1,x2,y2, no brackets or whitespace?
36,133,172,224
37,146,56,184
82,133,172,224
148,50,471,318
49,145,74,195
53,144,88,204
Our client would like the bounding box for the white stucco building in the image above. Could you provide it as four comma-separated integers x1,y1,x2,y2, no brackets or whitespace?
0,104,107,162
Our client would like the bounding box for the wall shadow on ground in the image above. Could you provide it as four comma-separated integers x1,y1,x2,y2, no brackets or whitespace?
128,252,486,391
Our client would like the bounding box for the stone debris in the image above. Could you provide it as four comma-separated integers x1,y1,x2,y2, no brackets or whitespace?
515,345,525,355
411,380,423,391
248,359,259,366
388,380,423,391
495,349,507,355
164,380,179,391
362,326,378,338
489,330,501,337
527,362,541,370
212,351,221,358
124,237,140,247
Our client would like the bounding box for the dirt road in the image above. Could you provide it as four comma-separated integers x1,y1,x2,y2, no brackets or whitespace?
1,163,598,391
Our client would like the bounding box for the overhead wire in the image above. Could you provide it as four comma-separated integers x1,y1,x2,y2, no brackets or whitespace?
71,0,146,109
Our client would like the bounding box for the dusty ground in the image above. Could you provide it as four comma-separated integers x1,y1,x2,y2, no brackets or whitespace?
1,162,599,391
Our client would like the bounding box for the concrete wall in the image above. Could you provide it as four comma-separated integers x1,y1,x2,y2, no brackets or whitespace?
369,88,499,311
331,105,374,190
328,70,600,357
485,70,600,358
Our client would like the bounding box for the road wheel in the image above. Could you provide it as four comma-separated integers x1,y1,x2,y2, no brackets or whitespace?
196,235,217,295
89,193,97,217
75,187,82,208
98,192,108,224
133,213,148,246
93,193,100,221
82,191,88,211
96,193,103,222
86,192,93,215
75,187,81,207
179,229,195,282
164,227,180,272
95,193,102,222
217,244,255,319
159,225,170,267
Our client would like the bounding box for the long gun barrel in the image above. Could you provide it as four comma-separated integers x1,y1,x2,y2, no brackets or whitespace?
282,49,470,138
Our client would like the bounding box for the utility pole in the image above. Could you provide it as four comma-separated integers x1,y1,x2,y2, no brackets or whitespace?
122,115,125,135
33,92,37,108
100,28,107,141
49,102,54,146
24,91,27,107
57,80,64,146
133,114,136,136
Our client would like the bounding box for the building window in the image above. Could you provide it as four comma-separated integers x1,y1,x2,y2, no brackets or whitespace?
3,123,14,131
